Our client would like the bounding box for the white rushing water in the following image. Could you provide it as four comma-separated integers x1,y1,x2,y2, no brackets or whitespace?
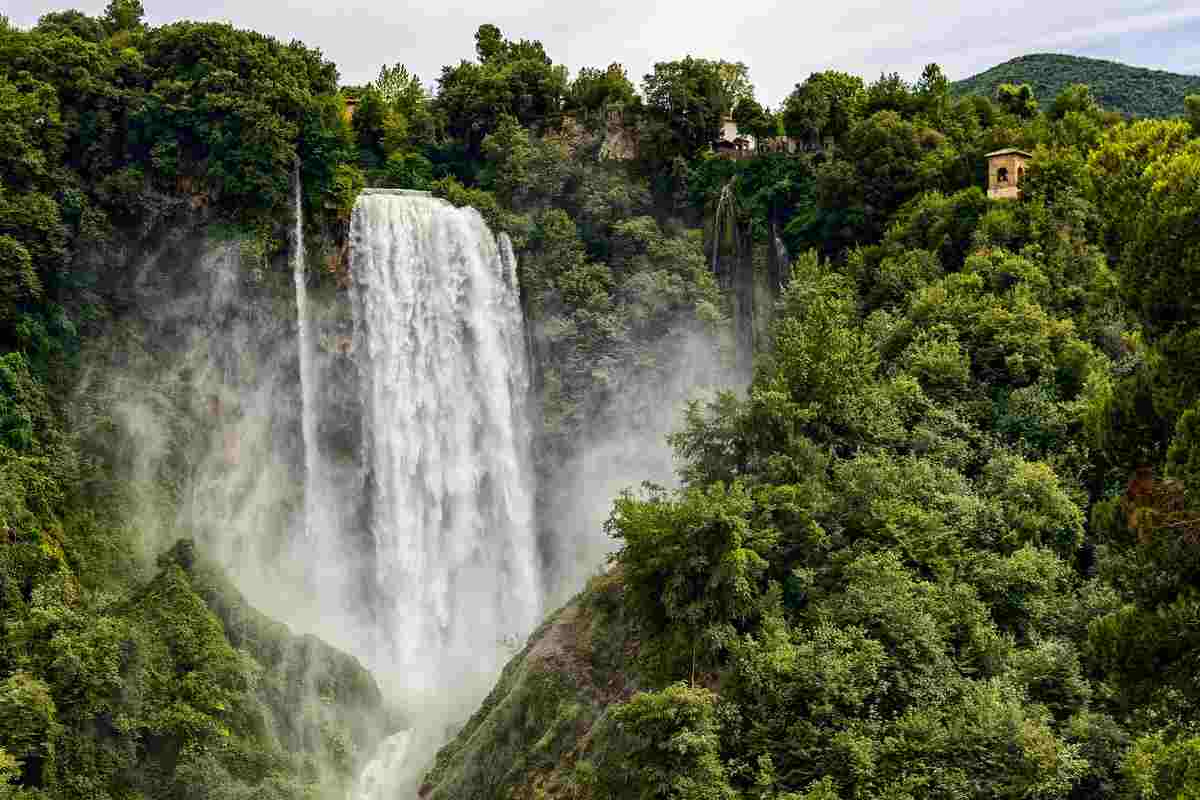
347,192,540,796
293,163,320,539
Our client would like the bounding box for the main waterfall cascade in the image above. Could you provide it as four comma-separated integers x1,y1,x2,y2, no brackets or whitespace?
91,174,727,795
341,192,541,794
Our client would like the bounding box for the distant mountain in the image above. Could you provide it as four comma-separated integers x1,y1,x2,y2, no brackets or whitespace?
952,53,1200,118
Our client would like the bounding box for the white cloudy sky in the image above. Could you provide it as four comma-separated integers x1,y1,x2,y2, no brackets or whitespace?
8,0,1200,105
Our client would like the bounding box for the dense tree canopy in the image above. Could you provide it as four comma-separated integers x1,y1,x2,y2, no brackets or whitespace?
954,53,1200,118
782,70,866,145
417,24,1200,800
641,57,754,161
4,6,1200,799
435,24,568,153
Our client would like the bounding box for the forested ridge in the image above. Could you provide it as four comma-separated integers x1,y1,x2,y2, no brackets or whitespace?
1,0,1200,798
954,53,1200,119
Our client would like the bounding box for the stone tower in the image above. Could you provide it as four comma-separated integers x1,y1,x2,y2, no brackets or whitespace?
986,148,1032,199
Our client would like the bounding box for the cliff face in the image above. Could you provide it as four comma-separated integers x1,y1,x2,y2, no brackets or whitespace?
420,572,639,799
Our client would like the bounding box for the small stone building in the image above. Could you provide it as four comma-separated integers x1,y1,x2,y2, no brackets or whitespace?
719,117,756,154
986,148,1032,200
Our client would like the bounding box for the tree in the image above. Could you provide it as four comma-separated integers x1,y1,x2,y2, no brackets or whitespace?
642,57,747,160
373,63,425,114
866,71,912,116
996,83,1039,119
474,23,504,62
594,684,736,800
838,110,954,243
1049,83,1099,120
782,70,866,145
566,62,636,112
732,96,777,141
716,61,754,110
102,0,145,33
1185,94,1200,135
1119,140,1200,332
436,24,568,151
916,62,950,118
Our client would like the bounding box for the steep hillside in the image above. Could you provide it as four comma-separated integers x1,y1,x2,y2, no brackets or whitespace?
953,53,1200,117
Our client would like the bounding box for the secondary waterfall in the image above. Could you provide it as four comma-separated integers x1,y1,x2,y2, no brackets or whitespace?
293,164,320,539
347,191,541,794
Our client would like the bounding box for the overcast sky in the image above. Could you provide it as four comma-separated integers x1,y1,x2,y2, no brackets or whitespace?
9,0,1200,105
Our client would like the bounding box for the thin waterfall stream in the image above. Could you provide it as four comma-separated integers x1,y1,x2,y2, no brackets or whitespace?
293,163,320,539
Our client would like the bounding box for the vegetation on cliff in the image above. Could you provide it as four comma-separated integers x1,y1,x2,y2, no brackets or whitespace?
0,3,391,797
418,30,1200,800
5,2,1200,797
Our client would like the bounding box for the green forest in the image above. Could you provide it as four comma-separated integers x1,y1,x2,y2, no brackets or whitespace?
1,0,1200,797
953,53,1200,119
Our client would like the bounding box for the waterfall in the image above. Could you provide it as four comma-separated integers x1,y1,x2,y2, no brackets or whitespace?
711,178,754,379
293,163,319,538
348,192,540,796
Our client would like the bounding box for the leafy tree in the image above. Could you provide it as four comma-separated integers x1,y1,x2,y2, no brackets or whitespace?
1185,93,1200,135
373,62,425,115
782,70,866,144
436,24,568,152
102,0,145,33
1118,140,1200,332
594,684,736,800
642,57,745,160
997,82,1039,118
567,62,637,112
732,96,777,141
1049,83,1099,120
916,62,951,118
866,71,913,116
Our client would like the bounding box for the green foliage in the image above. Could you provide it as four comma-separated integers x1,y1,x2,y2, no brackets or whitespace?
954,53,1200,118
566,62,637,112
782,70,866,144
609,482,771,666
997,83,1040,119
1167,405,1200,510
1049,83,1099,121
593,684,735,800
102,0,145,33
732,96,778,141
9,7,1200,799
0,538,389,799
0,673,59,786
641,57,753,161
436,24,568,152
1117,139,1200,332
1123,731,1200,799
434,52,1200,797
372,62,424,112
